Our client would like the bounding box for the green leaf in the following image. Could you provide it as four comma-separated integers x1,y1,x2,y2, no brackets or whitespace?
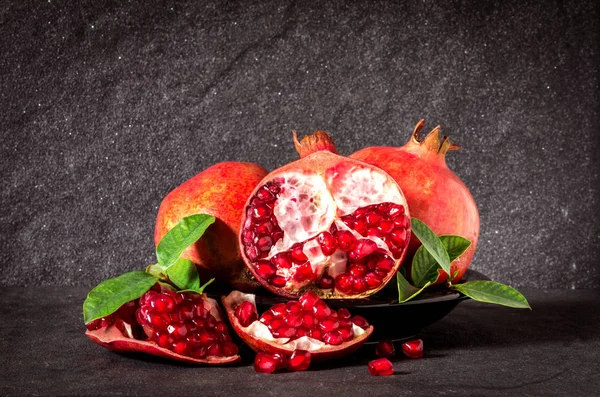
166,258,200,291
411,235,472,287
451,281,531,309
83,271,158,324
156,214,216,268
411,218,451,275
397,272,432,303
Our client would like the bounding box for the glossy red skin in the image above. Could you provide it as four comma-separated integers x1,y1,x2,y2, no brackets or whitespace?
350,125,480,284
85,325,241,365
154,162,267,290
238,146,409,299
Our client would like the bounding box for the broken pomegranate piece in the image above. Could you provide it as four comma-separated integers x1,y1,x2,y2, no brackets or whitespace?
85,287,241,365
239,130,411,299
223,290,373,361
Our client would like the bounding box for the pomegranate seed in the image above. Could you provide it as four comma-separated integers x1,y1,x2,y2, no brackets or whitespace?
341,215,354,228
259,311,274,324
285,313,303,328
254,352,282,373
335,274,354,294
256,186,275,203
295,262,316,282
299,291,319,310
155,332,173,348
255,221,274,236
313,300,332,319
207,343,222,357
234,301,258,327
377,255,395,272
376,339,396,358
150,294,175,313
191,347,208,359
338,327,354,341
392,214,408,228
252,204,271,220
390,228,407,245
368,358,394,376
354,218,368,235
242,229,255,244
317,232,338,255
290,243,308,262
351,315,369,329
271,253,293,269
255,260,276,279
337,308,351,319
270,276,287,288
287,350,311,371
336,230,357,251
377,219,395,234
319,318,340,332
317,275,334,289
268,317,285,330
323,330,343,345
349,264,367,278
364,211,382,225
351,239,378,260
388,204,404,216
271,303,287,317
401,339,424,359
353,278,368,294
302,312,316,328
272,326,296,339
272,231,284,243
286,301,303,313
245,245,260,261
364,272,382,289
257,236,273,252
221,341,239,356
172,340,189,356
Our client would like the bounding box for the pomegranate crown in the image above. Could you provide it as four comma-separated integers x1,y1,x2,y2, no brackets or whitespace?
293,130,338,159
411,119,461,155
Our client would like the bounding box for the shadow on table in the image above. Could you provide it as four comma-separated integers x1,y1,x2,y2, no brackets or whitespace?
421,289,600,350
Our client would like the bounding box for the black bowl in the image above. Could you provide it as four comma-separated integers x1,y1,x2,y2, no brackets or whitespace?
255,269,490,342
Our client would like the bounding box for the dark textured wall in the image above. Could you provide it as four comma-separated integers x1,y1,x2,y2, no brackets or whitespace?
1,0,598,288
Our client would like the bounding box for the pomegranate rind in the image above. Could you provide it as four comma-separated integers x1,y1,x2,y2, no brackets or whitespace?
85,326,241,365
154,161,267,291
238,138,411,299
222,291,373,361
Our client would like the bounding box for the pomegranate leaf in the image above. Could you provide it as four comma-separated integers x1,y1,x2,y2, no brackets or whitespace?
83,271,158,324
410,218,451,275
156,214,216,269
396,272,432,303
166,258,200,291
412,235,471,287
451,281,531,309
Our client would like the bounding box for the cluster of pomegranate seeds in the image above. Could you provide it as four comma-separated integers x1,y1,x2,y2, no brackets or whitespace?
401,339,424,359
253,350,311,373
241,178,410,296
253,291,369,344
375,339,396,358
368,358,394,376
86,301,144,338
136,289,238,359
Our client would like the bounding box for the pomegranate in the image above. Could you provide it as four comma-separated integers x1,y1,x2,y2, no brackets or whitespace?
85,285,241,365
368,358,394,376
239,131,411,298
350,120,480,283
401,339,424,359
375,339,395,358
223,290,373,361
154,162,268,291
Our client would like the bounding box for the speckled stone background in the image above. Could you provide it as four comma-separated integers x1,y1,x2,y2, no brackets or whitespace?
1,0,598,288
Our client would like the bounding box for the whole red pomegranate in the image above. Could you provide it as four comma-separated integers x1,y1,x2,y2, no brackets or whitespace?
154,162,268,290
350,120,480,284
239,131,411,299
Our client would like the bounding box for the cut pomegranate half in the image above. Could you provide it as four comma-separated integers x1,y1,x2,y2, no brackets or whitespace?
223,290,373,361
239,131,411,298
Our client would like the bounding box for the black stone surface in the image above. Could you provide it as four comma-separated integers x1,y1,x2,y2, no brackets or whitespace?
1,287,598,396
1,0,599,288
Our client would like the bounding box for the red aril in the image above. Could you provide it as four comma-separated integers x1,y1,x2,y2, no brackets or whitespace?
154,162,268,291
223,290,373,361
368,358,394,376
254,352,287,373
375,339,395,358
239,131,411,298
401,339,424,359
287,349,311,371
350,120,480,284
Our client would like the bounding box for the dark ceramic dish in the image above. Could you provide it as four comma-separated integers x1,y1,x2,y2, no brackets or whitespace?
255,269,490,342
